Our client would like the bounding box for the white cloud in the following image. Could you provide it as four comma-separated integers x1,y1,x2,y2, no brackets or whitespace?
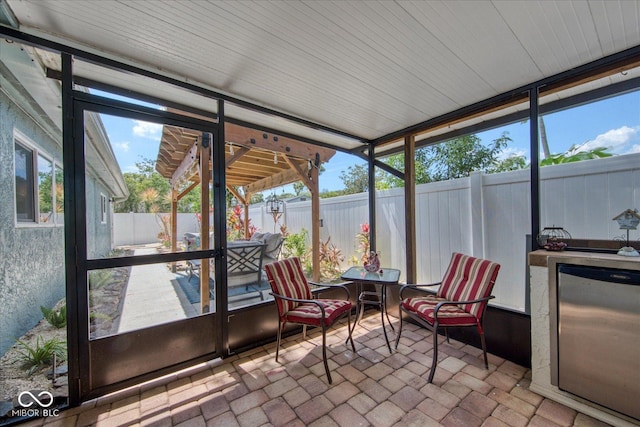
497,147,526,161
576,126,639,154
132,120,162,139
114,141,130,152
627,144,640,154
123,164,138,173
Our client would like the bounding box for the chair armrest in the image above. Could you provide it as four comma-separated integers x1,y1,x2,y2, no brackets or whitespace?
399,282,441,299
432,295,495,318
269,292,328,318
309,281,352,300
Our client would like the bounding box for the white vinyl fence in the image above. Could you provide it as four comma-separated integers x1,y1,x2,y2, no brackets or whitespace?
113,153,640,313
113,212,200,246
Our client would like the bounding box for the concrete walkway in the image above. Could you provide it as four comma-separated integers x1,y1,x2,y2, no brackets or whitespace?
118,247,190,333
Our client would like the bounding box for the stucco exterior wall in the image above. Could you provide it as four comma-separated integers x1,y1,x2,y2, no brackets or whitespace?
0,89,65,355
85,177,114,259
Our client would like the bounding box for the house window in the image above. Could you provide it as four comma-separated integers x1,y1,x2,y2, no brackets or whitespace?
14,141,35,222
14,131,63,226
100,193,108,224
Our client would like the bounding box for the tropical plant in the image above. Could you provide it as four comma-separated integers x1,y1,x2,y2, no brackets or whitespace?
354,223,371,265
16,336,66,375
40,304,67,329
226,204,255,240
156,213,171,247
318,236,344,280
540,143,613,166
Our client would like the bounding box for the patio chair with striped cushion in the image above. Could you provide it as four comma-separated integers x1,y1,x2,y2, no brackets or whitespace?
265,257,356,384
394,252,500,383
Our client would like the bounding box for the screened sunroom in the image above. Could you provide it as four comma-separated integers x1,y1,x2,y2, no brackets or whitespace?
1,2,640,426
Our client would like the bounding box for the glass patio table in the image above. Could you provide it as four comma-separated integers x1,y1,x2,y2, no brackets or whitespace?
341,266,401,353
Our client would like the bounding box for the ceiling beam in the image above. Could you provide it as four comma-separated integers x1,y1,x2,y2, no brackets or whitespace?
226,185,248,205
225,146,251,168
284,154,312,189
244,168,303,195
225,122,335,163
170,141,199,187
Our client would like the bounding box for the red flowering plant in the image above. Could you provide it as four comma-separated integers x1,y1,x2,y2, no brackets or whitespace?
226,204,254,240
355,223,371,265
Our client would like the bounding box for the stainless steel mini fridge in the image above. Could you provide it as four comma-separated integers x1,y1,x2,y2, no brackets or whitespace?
557,264,640,421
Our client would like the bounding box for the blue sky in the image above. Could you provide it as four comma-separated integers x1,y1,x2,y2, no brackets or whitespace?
101,90,640,193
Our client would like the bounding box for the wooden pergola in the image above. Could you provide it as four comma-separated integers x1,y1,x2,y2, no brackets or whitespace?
156,121,336,311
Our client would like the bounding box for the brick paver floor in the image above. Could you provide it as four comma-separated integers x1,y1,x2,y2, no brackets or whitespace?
23,312,612,427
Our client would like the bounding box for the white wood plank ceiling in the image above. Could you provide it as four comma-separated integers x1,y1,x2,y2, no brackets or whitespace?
4,0,640,151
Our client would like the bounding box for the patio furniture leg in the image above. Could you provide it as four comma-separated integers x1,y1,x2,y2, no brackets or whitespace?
380,296,392,353
346,311,356,353
479,325,489,369
428,321,440,383
275,320,284,362
382,286,395,332
321,323,332,384
356,297,366,325
394,306,404,350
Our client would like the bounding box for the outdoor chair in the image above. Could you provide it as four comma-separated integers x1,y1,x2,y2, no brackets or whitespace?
265,257,356,384
248,232,284,266
395,252,500,383
188,240,267,300
227,240,266,297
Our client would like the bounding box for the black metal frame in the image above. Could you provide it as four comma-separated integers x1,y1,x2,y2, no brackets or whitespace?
395,284,496,383
268,281,356,384
66,85,223,402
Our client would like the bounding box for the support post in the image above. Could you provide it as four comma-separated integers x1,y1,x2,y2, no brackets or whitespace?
404,134,416,284
530,87,541,250
171,189,178,272
311,165,321,281
200,134,211,313
368,144,376,252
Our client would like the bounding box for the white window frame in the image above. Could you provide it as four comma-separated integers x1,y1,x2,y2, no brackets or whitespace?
13,129,62,227
100,193,108,224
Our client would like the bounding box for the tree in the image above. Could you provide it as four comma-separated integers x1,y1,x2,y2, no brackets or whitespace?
293,181,305,196
114,157,171,213
373,132,523,189
425,133,512,181
487,154,528,173
339,163,370,194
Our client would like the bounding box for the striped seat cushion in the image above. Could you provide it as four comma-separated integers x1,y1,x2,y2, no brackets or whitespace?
285,300,352,327
265,257,314,315
401,295,479,326
436,252,500,318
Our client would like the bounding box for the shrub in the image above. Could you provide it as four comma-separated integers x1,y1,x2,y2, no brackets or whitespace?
282,228,309,260
40,305,67,329
16,336,66,376
88,269,112,289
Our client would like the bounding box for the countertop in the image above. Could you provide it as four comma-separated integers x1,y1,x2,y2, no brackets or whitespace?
528,249,640,269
